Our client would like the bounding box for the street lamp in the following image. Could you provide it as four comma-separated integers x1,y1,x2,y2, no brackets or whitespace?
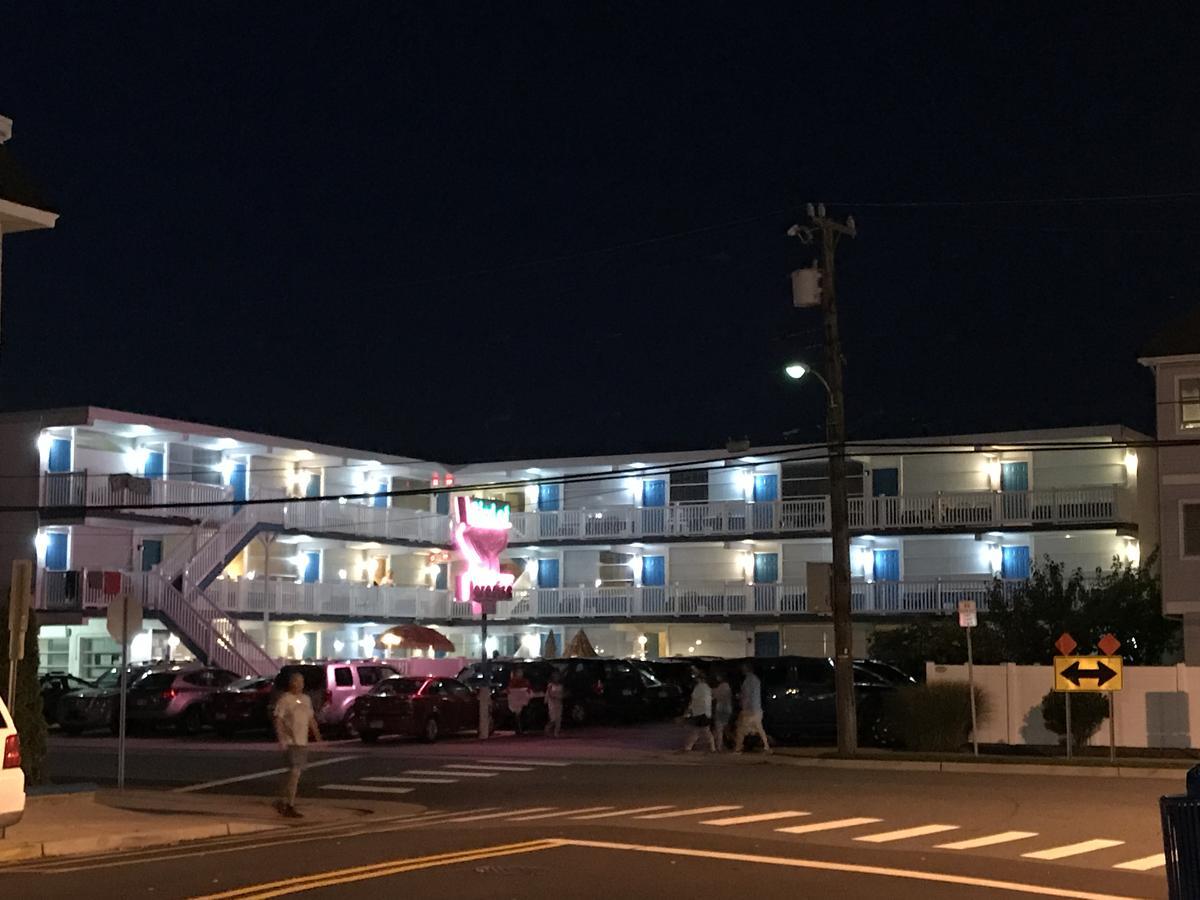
784,362,833,401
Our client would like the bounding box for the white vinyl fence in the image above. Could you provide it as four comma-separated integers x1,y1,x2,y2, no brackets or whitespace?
926,662,1200,750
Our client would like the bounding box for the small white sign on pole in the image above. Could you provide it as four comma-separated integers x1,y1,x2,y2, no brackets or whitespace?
957,599,978,629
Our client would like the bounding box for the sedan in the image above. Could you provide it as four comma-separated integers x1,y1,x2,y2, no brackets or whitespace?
351,676,479,743
56,665,153,736
210,676,275,738
40,673,94,725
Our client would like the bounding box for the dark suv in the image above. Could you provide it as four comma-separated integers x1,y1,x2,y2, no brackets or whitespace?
549,658,682,725
456,660,554,730
126,666,241,735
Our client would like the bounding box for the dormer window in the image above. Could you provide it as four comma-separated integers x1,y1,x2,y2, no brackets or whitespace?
1182,376,1200,429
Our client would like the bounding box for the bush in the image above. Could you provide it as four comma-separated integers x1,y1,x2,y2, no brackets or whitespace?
1040,691,1109,748
882,681,988,753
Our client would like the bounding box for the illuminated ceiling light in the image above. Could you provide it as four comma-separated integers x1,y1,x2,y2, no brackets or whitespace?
333,639,345,653
290,635,308,657
36,433,54,456
337,568,348,580
216,458,236,483
359,636,375,654
33,531,50,555
1124,450,1139,477
637,634,648,646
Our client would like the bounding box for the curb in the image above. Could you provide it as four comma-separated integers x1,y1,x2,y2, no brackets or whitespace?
765,754,1189,780
0,820,279,863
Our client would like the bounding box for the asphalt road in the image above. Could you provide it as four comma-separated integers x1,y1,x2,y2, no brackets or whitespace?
10,729,1178,899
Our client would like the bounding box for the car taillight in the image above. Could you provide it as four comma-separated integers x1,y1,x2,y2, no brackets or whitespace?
3,734,20,769
162,689,177,700
593,680,605,696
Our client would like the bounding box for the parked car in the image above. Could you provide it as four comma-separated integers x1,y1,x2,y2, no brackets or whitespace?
352,676,479,743
125,665,241,735
456,659,554,729
548,657,682,725
56,664,155,735
0,695,24,830
270,661,399,734
210,676,275,738
640,659,702,714
39,672,95,725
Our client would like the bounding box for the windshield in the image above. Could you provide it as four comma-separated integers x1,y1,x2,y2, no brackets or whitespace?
371,677,425,697
274,665,325,691
94,667,147,689
133,672,176,692
229,676,268,691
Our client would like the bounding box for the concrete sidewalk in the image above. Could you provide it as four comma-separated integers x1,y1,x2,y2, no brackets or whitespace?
0,789,421,863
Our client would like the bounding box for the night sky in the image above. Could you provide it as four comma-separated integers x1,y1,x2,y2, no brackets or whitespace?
2,6,1197,462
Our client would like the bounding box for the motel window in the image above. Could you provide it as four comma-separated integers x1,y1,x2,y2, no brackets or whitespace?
1181,377,1200,430
1182,503,1200,558
669,469,708,505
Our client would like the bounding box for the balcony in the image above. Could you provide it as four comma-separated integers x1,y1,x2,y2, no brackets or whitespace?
206,578,451,620
43,471,236,521
508,485,1122,543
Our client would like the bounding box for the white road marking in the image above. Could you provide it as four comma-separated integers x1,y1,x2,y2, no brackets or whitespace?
776,817,882,835
560,838,1146,900
320,784,414,795
441,768,535,777
440,807,556,823
362,776,458,784
702,811,811,827
508,807,614,821
856,824,960,843
634,805,743,820
1112,853,1166,871
475,758,571,767
570,805,675,820
937,831,1039,850
1022,839,1125,860
173,755,356,793
406,769,497,778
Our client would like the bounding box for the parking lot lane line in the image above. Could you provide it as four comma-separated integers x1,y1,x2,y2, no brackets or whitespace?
173,755,356,793
1112,853,1166,871
319,785,415,795
855,824,960,843
1021,839,1125,861
557,839,1145,900
363,776,458,784
701,811,811,827
439,807,555,823
936,831,1039,850
776,817,882,835
441,768,535,777
405,769,497,778
634,805,742,820
570,806,674,820
508,807,614,821
475,758,571,767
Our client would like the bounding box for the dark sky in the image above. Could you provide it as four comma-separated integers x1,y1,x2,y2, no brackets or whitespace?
2,5,1197,462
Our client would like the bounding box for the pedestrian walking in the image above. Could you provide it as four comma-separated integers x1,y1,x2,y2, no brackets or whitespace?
273,672,321,818
544,669,565,737
681,667,715,752
507,666,533,734
710,669,733,752
733,662,771,753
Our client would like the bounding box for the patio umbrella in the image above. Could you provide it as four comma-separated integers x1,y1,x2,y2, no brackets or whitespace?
566,629,596,658
376,624,455,654
543,632,559,659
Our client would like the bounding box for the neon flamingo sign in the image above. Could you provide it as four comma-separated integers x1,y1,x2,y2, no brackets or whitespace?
453,496,514,612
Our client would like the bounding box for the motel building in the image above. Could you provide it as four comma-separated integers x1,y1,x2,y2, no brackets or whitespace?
0,407,1160,685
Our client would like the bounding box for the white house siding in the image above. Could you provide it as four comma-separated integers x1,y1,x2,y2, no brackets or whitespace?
781,542,831,581
900,535,990,579
668,545,743,583
1031,446,1125,489
900,451,988,494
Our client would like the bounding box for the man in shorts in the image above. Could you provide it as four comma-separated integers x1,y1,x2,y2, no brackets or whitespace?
274,671,321,817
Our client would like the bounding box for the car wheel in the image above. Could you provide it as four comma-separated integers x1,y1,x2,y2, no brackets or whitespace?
422,716,440,743
342,713,359,739
359,729,379,744
178,706,205,737
569,703,587,726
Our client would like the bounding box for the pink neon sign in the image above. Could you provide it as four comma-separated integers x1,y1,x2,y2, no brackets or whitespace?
453,496,514,612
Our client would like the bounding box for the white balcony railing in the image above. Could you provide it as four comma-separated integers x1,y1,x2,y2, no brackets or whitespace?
206,578,452,621
43,471,236,521
509,486,1120,543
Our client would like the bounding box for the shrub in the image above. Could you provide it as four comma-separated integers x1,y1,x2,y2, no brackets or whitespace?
1040,691,1109,748
882,681,988,753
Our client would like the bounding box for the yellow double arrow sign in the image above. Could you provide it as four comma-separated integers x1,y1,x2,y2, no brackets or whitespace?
1053,655,1123,692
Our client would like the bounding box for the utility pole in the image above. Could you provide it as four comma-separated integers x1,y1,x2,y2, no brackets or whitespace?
789,203,857,756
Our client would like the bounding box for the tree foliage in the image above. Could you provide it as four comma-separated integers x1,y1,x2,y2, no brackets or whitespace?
0,603,47,784
868,550,1180,675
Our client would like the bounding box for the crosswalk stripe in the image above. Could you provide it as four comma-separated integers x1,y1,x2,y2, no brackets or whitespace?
320,784,414,795
441,768,535,777
1112,853,1166,871
508,807,614,821
406,769,497,778
1021,839,1125,860
937,831,1039,850
702,811,811,827
571,806,675,820
634,806,743,820
475,759,571,767
440,807,556,823
363,776,458,784
856,824,959,843
776,817,882,835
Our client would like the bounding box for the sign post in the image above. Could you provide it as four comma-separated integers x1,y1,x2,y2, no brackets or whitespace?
1054,633,1078,759
1097,633,1123,763
957,600,979,756
1052,631,1123,763
106,594,142,791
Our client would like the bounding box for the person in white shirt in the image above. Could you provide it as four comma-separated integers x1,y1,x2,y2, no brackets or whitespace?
710,669,734,752
681,668,716,752
273,672,322,817
733,662,771,753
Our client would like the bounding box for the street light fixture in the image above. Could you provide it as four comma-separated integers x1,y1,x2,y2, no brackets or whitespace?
783,362,834,402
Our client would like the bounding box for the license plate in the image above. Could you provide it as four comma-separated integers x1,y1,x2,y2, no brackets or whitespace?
214,712,227,720
369,720,383,729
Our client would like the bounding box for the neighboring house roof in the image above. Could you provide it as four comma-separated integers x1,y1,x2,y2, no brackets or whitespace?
1140,306,1200,361
0,142,56,214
